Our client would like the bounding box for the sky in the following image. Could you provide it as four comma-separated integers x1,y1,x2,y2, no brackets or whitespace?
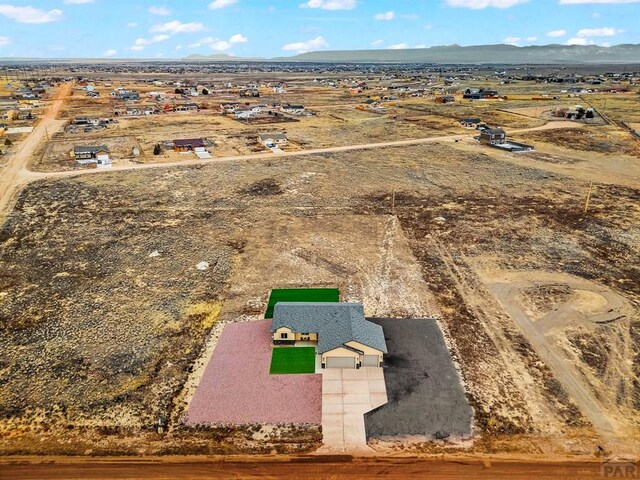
0,0,638,58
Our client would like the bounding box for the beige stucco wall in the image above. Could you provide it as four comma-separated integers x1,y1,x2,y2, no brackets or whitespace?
294,332,318,341
274,326,292,340
345,341,383,358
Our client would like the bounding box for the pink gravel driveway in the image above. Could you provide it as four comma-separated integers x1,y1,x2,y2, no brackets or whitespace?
185,319,322,424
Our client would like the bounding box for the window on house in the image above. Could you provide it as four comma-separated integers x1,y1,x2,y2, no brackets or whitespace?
281,333,288,339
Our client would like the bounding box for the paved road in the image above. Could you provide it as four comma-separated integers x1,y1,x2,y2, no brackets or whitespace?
0,456,617,480
0,82,71,222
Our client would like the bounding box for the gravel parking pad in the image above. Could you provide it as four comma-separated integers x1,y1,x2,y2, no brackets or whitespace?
364,318,472,440
185,320,322,424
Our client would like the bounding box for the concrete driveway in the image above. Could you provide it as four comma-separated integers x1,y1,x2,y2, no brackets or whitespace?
319,367,387,453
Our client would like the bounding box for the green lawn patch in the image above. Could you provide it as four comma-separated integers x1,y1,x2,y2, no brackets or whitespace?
265,288,340,318
269,347,316,374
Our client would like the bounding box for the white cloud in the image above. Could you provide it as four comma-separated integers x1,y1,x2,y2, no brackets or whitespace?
131,34,170,51
566,37,593,45
127,22,137,27
445,0,528,8
282,35,329,53
526,35,537,41
0,36,11,47
189,34,247,50
229,33,248,43
375,10,394,20
503,36,521,45
400,13,419,19
560,0,639,4
300,0,357,10
0,5,63,23
151,20,205,34
388,43,409,49
210,41,231,51
577,27,622,36
546,29,567,37
209,0,237,9
102,49,117,56
370,39,384,47
63,0,93,4
175,44,182,50
148,5,171,16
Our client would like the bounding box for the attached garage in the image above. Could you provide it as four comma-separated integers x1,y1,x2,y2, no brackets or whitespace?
326,356,356,369
362,355,380,367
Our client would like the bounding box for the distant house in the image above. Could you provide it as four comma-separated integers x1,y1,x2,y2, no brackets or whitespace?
239,88,260,98
234,108,254,120
221,102,240,114
73,116,100,126
118,90,139,101
174,103,199,113
464,88,499,100
281,104,305,115
271,302,387,369
479,128,533,152
258,133,288,147
479,128,506,145
72,145,111,166
459,118,483,129
123,105,157,116
173,138,206,152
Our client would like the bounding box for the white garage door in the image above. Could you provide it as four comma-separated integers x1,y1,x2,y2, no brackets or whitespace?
326,357,356,369
362,355,379,367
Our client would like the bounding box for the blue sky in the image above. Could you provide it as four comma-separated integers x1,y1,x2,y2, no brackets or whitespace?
0,0,638,58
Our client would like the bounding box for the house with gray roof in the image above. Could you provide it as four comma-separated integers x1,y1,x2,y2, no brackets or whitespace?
271,302,387,368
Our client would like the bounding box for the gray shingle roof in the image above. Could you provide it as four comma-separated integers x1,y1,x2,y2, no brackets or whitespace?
271,302,387,354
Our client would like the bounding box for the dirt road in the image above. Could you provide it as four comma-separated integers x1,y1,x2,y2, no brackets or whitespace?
0,114,580,222
0,82,71,222
481,270,638,452
0,456,620,480
13,120,581,183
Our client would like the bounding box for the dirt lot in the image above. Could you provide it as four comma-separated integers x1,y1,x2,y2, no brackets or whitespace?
32,135,143,171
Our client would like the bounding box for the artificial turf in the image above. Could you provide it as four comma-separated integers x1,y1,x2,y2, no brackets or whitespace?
264,288,340,318
269,347,317,374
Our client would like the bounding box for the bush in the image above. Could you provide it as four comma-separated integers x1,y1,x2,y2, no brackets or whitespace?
153,144,161,155
4,138,12,146
202,88,209,95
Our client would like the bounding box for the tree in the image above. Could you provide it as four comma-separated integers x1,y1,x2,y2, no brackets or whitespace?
175,88,184,94
202,88,209,95
153,144,161,155
4,138,12,146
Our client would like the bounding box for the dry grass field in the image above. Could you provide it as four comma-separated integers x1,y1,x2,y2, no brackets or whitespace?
1,71,639,457
2,138,639,455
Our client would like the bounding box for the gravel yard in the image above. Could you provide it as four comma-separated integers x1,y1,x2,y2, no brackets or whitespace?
185,320,322,425
364,318,473,441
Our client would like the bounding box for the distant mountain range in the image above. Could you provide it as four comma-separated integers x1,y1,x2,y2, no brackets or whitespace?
186,43,640,64
2,43,639,64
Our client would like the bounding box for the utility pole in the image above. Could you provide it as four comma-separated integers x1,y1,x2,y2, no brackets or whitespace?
584,181,594,213
391,189,396,215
